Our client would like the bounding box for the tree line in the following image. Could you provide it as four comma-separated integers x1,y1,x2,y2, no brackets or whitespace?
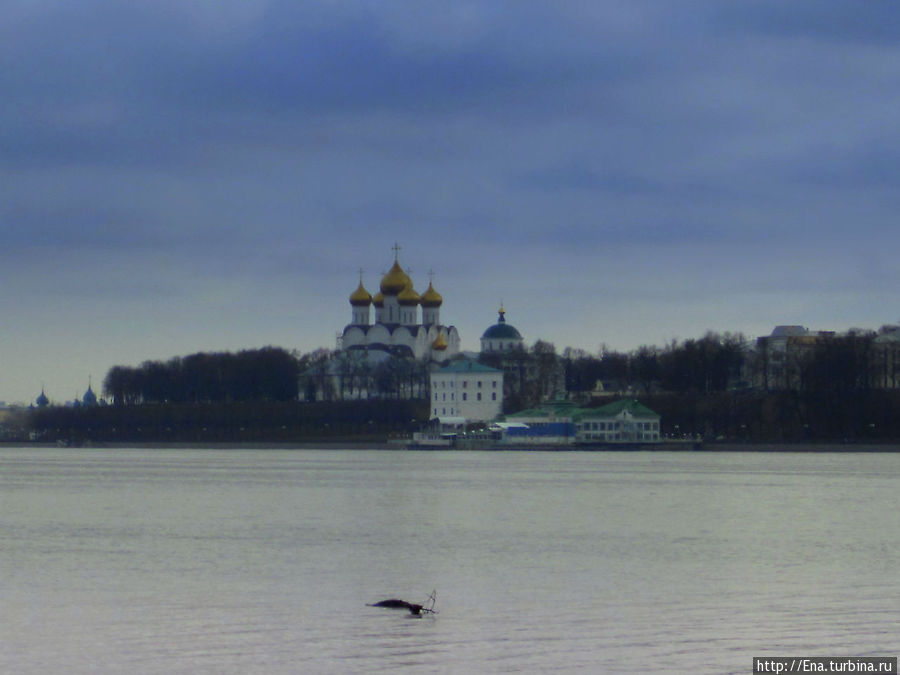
563,330,889,396
13,330,895,444
563,332,749,395
28,399,429,444
300,348,431,402
95,331,891,409
103,347,300,404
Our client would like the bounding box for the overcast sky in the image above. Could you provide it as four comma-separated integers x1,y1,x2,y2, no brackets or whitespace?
2,1,898,404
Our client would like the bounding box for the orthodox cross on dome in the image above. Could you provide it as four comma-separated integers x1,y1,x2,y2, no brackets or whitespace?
358,267,365,282
392,242,402,260
428,269,435,283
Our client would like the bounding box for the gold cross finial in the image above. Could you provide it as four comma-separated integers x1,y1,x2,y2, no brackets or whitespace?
392,242,402,260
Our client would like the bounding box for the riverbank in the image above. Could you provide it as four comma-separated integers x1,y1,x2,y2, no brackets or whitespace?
702,441,900,452
0,440,392,450
5,440,900,451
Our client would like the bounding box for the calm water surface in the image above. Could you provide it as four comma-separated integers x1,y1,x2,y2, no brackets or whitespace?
1,448,897,673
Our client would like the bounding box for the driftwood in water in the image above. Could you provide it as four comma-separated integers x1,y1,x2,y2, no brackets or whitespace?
368,591,437,616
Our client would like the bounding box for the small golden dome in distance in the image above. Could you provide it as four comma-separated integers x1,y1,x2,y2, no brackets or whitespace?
420,282,443,308
432,333,448,350
349,281,372,306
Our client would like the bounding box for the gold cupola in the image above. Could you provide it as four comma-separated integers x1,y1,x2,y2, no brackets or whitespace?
397,279,421,306
380,259,411,295
432,333,448,350
420,281,443,308
349,281,372,306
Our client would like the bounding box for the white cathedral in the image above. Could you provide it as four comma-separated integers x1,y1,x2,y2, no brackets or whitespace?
340,246,461,361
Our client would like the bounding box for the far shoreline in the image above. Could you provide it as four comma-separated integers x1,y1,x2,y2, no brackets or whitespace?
3,440,900,452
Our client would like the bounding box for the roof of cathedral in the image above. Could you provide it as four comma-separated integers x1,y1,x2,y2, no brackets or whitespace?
343,324,431,338
380,259,411,295
420,281,442,308
481,307,522,340
432,333,448,350
349,281,373,306
397,280,421,306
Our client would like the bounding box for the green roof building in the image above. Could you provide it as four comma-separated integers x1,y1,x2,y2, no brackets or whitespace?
500,398,661,445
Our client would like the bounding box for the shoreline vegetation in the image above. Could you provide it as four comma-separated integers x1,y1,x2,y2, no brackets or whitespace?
7,334,898,450
11,388,900,449
3,440,900,452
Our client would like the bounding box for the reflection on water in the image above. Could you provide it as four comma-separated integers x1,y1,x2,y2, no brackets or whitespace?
1,448,898,673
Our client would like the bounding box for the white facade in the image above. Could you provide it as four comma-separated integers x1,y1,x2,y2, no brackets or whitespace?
429,359,503,422
342,323,460,360
574,405,660,443
342,249,460,361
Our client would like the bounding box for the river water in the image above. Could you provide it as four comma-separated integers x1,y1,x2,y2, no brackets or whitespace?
1,448,897,673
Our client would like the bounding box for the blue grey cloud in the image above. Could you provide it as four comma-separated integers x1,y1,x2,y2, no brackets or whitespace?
1,0,899,402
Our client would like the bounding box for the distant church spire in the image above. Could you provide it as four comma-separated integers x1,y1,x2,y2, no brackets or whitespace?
36,384,49,408
83,376,98,407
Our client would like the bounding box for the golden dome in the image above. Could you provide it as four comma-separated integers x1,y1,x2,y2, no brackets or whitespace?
380,259,411,295
397,280,420,306
432,333,448,350
372,292,384,307
349,281,372,306
420,281,443,308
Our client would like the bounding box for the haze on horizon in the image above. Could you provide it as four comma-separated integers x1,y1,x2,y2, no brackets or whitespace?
2,1,898,405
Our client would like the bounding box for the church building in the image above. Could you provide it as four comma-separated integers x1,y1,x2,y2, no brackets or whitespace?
340,245,460,362
480,305,524,354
